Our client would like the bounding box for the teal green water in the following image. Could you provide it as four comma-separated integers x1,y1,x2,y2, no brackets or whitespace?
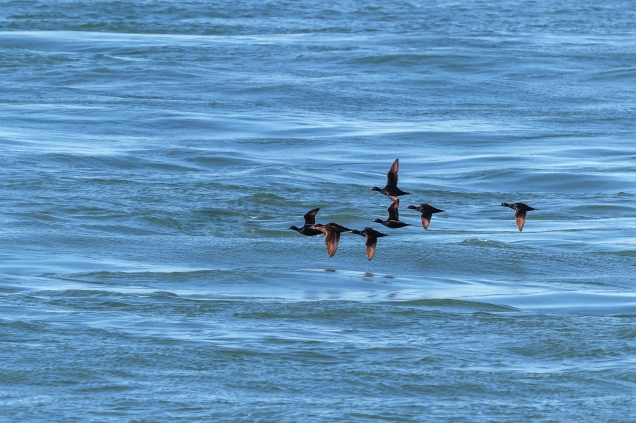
2,1,636,421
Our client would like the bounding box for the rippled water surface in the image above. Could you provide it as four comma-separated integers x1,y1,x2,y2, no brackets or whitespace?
2,1,636,421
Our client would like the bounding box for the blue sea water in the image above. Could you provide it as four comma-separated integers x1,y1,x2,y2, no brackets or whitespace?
1,1,636,421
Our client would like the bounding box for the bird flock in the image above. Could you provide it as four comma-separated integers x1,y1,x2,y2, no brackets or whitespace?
288,159,537,260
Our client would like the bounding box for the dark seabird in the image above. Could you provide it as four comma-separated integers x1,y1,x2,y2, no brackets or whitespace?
406,203,445,230
373,197,410,228
350,227,387,261
312,223,352,257
288,207,323,236
370,158,409,198
500,202,537,231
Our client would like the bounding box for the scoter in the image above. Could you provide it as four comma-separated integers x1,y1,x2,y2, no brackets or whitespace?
370,158,409,198
406,203,445,230
312,223,352,257
500,202,537,231
373,197,410,228
350,227,387,261
288,207,323,236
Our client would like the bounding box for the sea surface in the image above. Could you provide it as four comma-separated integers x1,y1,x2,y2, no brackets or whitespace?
2,1,636,421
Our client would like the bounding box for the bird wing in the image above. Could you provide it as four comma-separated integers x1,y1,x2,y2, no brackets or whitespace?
324,229,341,257
515,210,527,231
303,208,320,225
326,222,350,232
387,198,400,221
420,212,432,230
386,159,399,187
365,235,378,260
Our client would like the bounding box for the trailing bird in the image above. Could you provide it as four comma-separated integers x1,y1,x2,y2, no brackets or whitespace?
370,158,409,198
406,203,445,230
373,197,410,228
350,227,387,261
288,207,323,236
500,202,537,231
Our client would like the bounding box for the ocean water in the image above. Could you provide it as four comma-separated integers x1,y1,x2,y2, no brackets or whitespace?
2,1,636,421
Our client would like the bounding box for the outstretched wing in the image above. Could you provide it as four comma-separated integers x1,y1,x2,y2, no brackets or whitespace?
420,212,433,230
386,159,399,188
387,198,400,221
515,210,527,231
325,222,350,232
303,208,320,225
365,236,378,260
324,229,341,257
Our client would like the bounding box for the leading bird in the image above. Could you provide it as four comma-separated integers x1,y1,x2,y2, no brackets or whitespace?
288,207,323,236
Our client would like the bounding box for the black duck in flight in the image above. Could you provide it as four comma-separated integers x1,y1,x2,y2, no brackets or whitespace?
312,223,352,257
406,203,445,230
350,227,387,261
288,207,323,236
373,197,410,228
500,202,537,231
370,158,409,199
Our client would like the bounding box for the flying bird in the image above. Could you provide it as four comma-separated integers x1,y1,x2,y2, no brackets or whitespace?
370,158,409,198
288,207,323,236
312,223,352,257
500,202,537,231
373,198,410,228
406,203,445,230
350,227,387,260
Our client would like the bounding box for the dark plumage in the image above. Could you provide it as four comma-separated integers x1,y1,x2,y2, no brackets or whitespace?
406,203,445,230
373,198,410,228
370,158,409,198
288,207,323,236
500,202,537,231
312,223,352,257
350,227,387,260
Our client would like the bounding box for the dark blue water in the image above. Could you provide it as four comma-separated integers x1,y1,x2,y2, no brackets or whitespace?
2,1,636,421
